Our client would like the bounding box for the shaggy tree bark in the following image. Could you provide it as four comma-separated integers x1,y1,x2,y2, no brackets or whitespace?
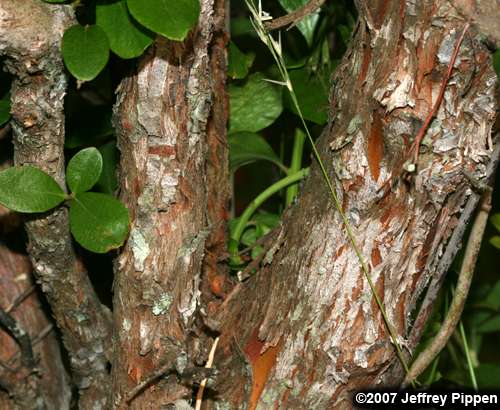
209,0,497,408
111,0,229,408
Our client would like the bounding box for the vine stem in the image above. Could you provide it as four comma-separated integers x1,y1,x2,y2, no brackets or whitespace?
230,168,310,253
286,129,306,206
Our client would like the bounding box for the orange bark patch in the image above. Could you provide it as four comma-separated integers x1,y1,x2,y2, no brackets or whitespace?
128,366,142,384
358,46,372,85
375,0,390,28
148,145,176,157
367,110,384,182
371,246,382,267
244,328,282,410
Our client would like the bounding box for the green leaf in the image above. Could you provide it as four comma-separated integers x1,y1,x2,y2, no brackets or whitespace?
278,0,320,46
96,0,154,59
0,166,65,213
228,41,254,79
69,192,129,253
475,364,500,388
127,0,199,41
66,148,103,194
241,227,258,247
490,236,500,249
477,314,500,333
493,50,500,77
229,73,283,133
229,132,284,172
62,25,110,81
254,211,280,230
231,17,257,38
284,67,329,125
0,100,10,127
490,214,500,233
95,141,119,194
483,280,500,310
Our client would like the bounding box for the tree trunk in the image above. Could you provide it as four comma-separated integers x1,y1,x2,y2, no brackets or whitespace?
209,1,497,408
111,0,229,408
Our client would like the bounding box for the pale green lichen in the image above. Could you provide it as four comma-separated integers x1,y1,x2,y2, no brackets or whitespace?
291,304,303,322
179,228,211,257
152,293,172,316
130,228,150,272
347,114,363,135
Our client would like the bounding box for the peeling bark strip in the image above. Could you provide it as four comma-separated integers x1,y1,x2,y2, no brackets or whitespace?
0,1,112,408
112,0,228,407
213,0,497,408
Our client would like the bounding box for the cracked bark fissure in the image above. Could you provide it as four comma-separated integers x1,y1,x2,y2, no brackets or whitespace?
209,0,497,408
0,1,112,408
111,0,229,407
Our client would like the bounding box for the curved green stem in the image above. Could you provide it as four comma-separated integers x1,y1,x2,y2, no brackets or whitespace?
229,168,309,256
286,129,306,206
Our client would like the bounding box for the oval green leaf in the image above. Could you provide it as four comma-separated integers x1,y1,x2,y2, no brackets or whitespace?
284,67,329,125
490,214,500,233
69,192,130,253
228,41,255,80
95,141,119,194
0,166,65,213
66,147,103,194
229,73,283,133
62,25,110,81
127,0,199,41
278,0,320,47
229,132,284,172
96,0,154,59
0,100,10,127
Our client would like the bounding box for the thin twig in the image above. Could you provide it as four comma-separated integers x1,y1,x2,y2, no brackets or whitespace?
380,23,471,196
0,307,35,369
123,362,173,405
195,337,220,410
264,0,326,31
410,23,470,163
403,187,493,387
6,324,53,366
5,285,37,313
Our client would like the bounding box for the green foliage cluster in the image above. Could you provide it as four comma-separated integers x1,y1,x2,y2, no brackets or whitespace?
0,148,129,253
51,0,200,81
